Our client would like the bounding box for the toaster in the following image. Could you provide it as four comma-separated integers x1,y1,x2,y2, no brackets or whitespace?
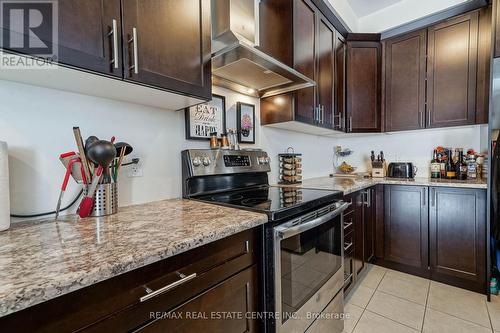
387,162,417,179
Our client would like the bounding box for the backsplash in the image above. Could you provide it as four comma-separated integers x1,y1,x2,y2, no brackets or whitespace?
333,125,488,178
0,80,486,218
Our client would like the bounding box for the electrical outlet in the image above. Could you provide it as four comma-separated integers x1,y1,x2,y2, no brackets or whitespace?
128,157,143,177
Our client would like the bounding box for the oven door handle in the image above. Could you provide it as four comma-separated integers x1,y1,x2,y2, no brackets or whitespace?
275,202,350,240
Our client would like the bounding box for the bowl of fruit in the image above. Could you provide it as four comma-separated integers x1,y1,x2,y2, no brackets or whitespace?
337,162,357,174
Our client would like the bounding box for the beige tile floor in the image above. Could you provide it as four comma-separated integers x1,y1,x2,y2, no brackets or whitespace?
343,264,499,333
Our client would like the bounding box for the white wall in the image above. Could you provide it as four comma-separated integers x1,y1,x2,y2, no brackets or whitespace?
0,79,486,219
357,0,469,32
0,80,341,218
333,125,486,178
326,0,359,32
327,0,469,33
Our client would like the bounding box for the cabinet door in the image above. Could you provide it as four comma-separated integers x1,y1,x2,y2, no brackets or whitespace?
335,34,347,131
121,0,211,99
293,0,317,124
384,186,428,270
429,187,486,292
495,0,500,58
1,0,122,76
316,14,335,128
427,12,478,128
346,41,382,132
137,265,259,333
384,29,427,132
364,188,376,263
354,191,365,276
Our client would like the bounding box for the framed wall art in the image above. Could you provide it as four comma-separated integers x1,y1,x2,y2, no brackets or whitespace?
237,102,255,144
185,94,226,140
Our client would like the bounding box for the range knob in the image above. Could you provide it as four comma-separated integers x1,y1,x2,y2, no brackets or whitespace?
258,156,270,165
202,156,211,166
192,156,202,167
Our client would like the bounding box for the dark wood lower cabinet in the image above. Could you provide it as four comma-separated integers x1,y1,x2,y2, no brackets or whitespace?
375,185,487,294
343,188,376,296
383,185,429,273
0,228,261,332
429,187,486,293
136,265,259,333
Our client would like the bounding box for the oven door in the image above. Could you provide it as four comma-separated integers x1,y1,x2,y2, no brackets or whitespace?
274,202,348,333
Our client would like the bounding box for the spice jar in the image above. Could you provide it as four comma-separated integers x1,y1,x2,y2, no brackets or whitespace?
220,133,230,149
209,132,218,149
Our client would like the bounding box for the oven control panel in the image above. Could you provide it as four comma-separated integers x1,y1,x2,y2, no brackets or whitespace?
223,155,251,167
183,149,271,176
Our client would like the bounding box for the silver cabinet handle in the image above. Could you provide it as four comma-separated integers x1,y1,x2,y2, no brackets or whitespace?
321,105,325,124
107,19,119,69
422,187,426,206
427,108,431,127
140,272,197,302
349,116,353,132
334,113,342,129
128,27,139,74
419,110,423,128
431,188,436,207
364,189,371,207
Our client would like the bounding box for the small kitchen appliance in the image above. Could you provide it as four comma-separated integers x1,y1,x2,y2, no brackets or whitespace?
387,162,418,179
182,149,348,333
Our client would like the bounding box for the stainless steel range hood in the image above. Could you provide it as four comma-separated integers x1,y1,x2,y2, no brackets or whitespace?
211,0,315,98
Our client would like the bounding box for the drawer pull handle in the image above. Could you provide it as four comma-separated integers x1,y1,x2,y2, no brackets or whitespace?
344,242,353,252
140,272,197,302
343,221,353,229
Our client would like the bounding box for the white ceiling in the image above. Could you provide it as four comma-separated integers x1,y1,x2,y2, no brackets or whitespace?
346,0,403,18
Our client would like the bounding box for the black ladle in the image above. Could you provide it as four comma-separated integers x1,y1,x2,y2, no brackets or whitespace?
114,142,133,156
87,140,117,184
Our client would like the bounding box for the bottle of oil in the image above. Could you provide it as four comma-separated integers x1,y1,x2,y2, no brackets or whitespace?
445,150,456,179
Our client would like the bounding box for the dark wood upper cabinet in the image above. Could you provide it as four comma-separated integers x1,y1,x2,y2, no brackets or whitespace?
495,0,500,57
121,0,211,99
317,15,336,128
346,39,382,133
427,12,478,128
335,35,347,131
384,185,428,271
384,29,427,132
259,0,338,129
293,0,317,125
1,0,122,76
429,187,486,293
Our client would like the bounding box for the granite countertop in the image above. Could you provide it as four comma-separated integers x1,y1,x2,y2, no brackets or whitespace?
293,176,487,195
0,199,267,318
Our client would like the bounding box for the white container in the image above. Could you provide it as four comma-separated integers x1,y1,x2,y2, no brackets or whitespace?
0,141,10,231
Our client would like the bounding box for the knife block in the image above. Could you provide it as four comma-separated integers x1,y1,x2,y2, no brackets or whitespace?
371,161,386,178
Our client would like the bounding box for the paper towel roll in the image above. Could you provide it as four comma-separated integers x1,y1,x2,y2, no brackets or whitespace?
0,141,10,231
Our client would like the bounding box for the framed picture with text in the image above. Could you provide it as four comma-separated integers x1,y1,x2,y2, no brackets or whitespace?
237,102,255,144
185,94,226,140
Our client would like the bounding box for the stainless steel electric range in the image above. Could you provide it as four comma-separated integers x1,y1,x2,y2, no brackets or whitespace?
182,149,349,333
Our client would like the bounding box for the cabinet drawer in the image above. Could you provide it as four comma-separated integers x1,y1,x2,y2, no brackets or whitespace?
343,195,355,215
83,229,259,332
344,230,354,254
343,250,354,292
136,265,259,333
343,211,354,235
1,228,259,333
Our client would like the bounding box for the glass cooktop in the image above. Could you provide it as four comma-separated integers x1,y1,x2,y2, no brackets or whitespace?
195,186,342,221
